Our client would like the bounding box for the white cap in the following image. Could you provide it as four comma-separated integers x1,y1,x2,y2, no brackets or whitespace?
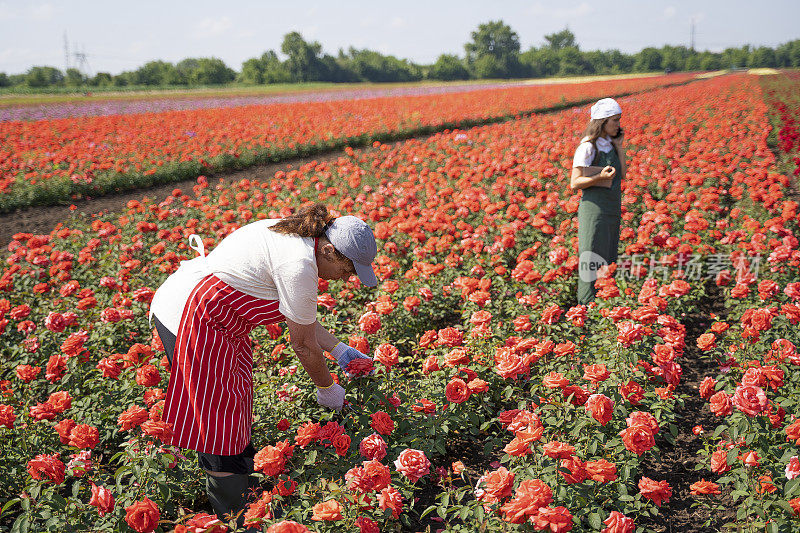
590,98,622,120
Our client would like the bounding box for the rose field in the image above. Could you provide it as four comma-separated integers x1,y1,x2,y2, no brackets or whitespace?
0,71,799,532
0,73,696,213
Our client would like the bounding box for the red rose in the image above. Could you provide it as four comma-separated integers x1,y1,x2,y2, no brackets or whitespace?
445,377,471,404
135,365,161,387
16,364,40,383
377,487,403,519
47,390,72,413
254,445,286,476
332,434,351,456
709,391,732,417
311,500,342,521
27,454,65,484
543,441,576,459
125,497,160,533
89,482,115,516
358,312,381,334
586,394,614,425
638,477,672,506
689,479,720,495
602,511,635,533
394,448,431,483
696,333,716,350
0,404,16,428
477,467,515,503
359,433,387,460
585,459,618,483
347,358,374,376
370,411,394,435
266,520,310,533
583,363,611,384
68,424,99,449
731,385,768,416
118,405,148,431
531,505,573,533
374,343,399,368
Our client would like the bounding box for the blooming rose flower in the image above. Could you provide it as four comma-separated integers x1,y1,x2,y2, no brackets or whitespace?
602,511,635,533
476,467,515,503
499,479,553,524
543,441,576,459
698,376,717,399
311,500,342,521
370,411,394,435
786,456,800,480
16,364,41,383
709,391,732,417
374,343,399,368
585,459,618,483
531,505,573,533
586,394,614,426
559,456,587,484
89,482,115,516
710,448,731,474
254,445,286,476
377,487,403,518
583,364,610,384
731,385,768,416
265,520,310,533
0,404,16,428
135,365,161,387
638,477,672,506
358,312,381,334
689,479,720,495
355,516,379,533
125,497,160,533
394,448,431,483
27,454,66,484
359,433,387,460
68,424,99,449
619,380,644,405
445,377,471,403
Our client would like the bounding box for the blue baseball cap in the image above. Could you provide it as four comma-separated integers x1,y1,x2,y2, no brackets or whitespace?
326,216,378,287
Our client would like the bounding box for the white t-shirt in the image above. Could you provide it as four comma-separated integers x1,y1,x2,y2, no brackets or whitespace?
572,136,614,168
150,219,319,334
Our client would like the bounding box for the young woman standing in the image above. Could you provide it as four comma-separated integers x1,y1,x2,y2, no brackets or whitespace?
571,98,627,304
148,203,377,525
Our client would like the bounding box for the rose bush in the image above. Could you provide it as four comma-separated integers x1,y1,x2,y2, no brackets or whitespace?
0,72,797,531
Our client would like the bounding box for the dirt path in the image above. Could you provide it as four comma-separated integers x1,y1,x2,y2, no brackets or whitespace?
0,152,349,247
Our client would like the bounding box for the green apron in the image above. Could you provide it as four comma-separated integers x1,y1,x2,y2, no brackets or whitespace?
577,142,622,304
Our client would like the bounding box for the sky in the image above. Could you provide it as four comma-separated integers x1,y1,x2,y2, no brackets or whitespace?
1,0,798,75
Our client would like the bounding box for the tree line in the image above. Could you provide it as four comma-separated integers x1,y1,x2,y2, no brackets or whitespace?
3,21,799,90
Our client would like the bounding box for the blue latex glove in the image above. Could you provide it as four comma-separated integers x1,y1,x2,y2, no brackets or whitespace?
331,343,372,376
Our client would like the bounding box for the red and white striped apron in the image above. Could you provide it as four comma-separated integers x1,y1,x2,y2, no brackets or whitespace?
163,274,285,455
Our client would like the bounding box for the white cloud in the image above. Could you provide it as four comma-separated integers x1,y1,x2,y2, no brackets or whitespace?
359,16,374,28
529,1,593,18
663,6,676,19
196,16,233,37
390,16,405,28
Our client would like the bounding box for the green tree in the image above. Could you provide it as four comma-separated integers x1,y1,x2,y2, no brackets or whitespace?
25,66,64,88
465,20,521,77
427,54,469,81
721,46,750,69
132,60,175,85
558,47,589,75
634,48,663,72
749,46,776,68
343,48,422,82
0,72,10,87
89,72,114,87
544,28,577,50
192,58,236,85
64,68,86,87
519,47,560,77
281,32,323,82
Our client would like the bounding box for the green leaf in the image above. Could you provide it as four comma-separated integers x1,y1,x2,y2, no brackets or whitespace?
305,450,318,465
588,512,602,529
11,514,29,533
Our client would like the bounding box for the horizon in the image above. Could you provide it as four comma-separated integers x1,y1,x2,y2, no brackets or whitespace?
1,0,798,76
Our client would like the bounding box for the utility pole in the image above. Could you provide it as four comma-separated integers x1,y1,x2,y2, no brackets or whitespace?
74,44,91,77
63,31,70,71
690,18,695,52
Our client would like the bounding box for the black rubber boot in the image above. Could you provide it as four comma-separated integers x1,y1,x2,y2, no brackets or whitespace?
206,473,252,529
